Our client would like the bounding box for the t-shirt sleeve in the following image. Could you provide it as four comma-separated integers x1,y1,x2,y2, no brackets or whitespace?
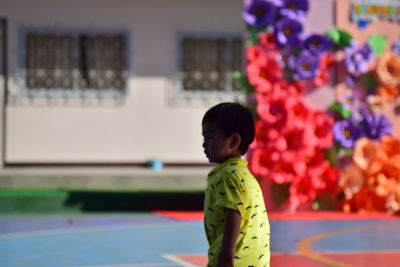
213,172,245,213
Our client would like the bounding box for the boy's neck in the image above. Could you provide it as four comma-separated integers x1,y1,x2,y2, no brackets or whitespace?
219,154,243,164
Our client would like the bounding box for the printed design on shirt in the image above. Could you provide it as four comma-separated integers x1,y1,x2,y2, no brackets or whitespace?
204,160,270,267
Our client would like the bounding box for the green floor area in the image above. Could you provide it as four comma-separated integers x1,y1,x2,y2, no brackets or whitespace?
0,189,205,213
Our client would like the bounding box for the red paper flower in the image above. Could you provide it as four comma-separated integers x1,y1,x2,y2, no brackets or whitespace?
256,92,293,130
259,32,278,50
317,166,340,196
289,176,317,208
305,149,330,178
311,110,334,149
247,45,268,65
312,69,330,87
247,48,282,88
291,98,311,128
249,148,297,184
251,119,286,151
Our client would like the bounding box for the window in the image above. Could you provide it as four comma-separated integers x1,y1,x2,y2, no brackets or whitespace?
177,35,243,98
24,31,126,97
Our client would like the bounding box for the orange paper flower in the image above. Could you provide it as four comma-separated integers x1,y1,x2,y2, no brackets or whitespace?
375,52,400,87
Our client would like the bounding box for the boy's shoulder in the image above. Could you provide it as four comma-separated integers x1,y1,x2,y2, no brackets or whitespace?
208,158,249,178
219,159,251,179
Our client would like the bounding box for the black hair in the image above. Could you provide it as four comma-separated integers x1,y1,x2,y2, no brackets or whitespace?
202,102,255,154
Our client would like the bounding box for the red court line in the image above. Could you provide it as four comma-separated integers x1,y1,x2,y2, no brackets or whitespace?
153,210,397,221
170,252,400,267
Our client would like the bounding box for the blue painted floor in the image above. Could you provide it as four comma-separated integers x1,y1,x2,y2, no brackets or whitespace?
0,213,399,266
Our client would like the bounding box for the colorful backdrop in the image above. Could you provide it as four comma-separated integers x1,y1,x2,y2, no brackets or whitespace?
239,0,400,214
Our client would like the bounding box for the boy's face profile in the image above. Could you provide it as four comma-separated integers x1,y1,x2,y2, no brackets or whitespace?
202,121,241,164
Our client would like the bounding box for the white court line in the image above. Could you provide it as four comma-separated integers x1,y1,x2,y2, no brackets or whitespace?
73,264,181,267
163,254,201,267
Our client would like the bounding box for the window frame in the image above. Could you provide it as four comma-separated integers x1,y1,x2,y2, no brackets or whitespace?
174,32,245,100
17,27,130,99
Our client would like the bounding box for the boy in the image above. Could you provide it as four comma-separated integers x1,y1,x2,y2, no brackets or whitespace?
202,102,270,267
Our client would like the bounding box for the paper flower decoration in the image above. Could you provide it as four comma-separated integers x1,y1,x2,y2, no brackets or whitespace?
243,0,278,29
359,112,392,141
340,135,400,214
391,39,400,56
241,0,399,214
352,137,384,174
275,17,303,47
311,110,334,149
344,43,374,76
333,119,361,148
288,50,320,80
375,52,400,87
289,176,316,207
249,147,297,184
304,34,333,55
275,0,309,20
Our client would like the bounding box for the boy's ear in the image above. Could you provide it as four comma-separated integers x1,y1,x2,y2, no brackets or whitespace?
229,133,242,150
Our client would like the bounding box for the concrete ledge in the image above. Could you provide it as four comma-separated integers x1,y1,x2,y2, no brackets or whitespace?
0,189,205,212
0,166,211,190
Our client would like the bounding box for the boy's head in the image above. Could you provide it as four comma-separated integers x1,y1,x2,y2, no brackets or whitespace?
202,102,255,163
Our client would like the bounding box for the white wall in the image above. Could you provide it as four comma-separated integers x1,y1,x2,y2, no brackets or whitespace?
1,0,245,164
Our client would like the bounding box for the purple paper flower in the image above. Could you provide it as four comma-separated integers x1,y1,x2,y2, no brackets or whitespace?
288,50,320,80
275,17,303,48
275,0,309,20
351,104,369,123
359,112,392,140
391,39,400,56
304,34,333,55
333,119,361,148
243,0,278,29
344,42,374,76
340,90,356,111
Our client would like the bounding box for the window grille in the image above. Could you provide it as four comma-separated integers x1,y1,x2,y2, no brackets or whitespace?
26,33,73,89
79,35,124,90
24,31,126,95
180,36,243,93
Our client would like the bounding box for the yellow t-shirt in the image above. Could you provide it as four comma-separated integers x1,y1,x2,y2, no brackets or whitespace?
204,158,270,267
